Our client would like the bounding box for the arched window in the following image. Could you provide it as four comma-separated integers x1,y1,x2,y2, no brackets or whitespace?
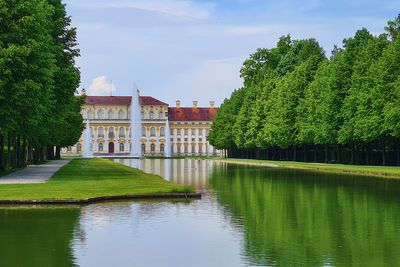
77,144,82,152
119,143,124,152
191,145,195,154
99,143,103,152
184,145,188,153
141,127,146,137
150,111,154,120
141,111,144,120
160,144,165,152
159,111,163,120
141,143,146,153
160,127,165,136
151,127,155,136
98,110,103,119
151,144,155,152
108,110,113,119
98,127,104,137
170,129,174,136
109,127,114,137
119,110,124,120
119,127,124,136
171,146,174,153
88,111,93,119
67,146,72,152
199,145,202,153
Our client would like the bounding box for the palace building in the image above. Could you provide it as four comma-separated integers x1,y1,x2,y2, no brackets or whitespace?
61,92,220,156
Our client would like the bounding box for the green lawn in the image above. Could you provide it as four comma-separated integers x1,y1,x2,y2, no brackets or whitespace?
0,158,193,200
218,158,400,178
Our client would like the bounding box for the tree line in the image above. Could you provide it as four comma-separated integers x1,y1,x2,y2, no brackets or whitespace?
208,15,400,165
0,0,84,171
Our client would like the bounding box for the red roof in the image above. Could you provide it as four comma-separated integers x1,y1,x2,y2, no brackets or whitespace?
168,107,217,122
84,96,168,106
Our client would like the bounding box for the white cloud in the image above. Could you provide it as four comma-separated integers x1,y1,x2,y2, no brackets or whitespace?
226,25,272,36
88,76,116,96
75,0,215,20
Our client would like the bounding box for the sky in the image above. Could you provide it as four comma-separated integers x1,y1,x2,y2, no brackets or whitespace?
65,0,399,107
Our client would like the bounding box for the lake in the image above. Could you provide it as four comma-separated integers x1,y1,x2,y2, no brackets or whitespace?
1,158,400,266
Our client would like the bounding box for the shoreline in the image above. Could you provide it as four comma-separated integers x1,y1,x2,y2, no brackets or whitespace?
0,192,201,205
217,158,400,179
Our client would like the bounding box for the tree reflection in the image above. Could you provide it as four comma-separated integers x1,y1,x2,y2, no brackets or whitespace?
209,164,400,266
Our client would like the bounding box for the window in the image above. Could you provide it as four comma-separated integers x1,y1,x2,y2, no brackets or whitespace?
150,111,154,120
119,110,124,120
98,127,104,137
151,144,155,152
119,143,124,152
141,143,146,153
160,144,165,152
151,127,155,136
159,111,163,120
171,146,174,153
192,145,195,153
67,146,72,152
99,143,103,152
109,127,114,137
177,145,181,153
88,111,93,119
160,127,165,136
184,129,188,135
199,145,202,153
170,129,174,136
108,110,113,119
142,127,146,137
77,144,82,152
119,127,124,136
178,129,181,136
98,110,103,119
192,129,195,135
184,145,188,153
141,111,144,120
206,130,209,136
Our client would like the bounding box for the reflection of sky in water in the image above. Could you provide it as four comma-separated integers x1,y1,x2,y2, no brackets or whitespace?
114,158,215,189
73,159,246,266
72,195,245,267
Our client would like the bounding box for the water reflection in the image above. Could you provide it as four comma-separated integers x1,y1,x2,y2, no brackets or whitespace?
2,159,400,266
114,158,214,189
72,198,245,267
0,207,80,267
209,163,400,266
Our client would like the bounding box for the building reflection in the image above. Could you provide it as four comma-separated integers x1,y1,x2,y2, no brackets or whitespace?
114,158,215,189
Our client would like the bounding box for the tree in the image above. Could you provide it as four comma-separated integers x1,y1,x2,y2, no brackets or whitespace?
385,13,400,41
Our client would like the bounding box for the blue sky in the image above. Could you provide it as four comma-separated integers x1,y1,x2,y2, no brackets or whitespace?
65,0,399,107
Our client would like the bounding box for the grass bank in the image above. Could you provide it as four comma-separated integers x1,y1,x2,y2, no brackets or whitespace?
0,158,194,200
217,158,400,179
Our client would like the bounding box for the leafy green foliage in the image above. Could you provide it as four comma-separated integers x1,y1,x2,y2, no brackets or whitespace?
209,15,400,165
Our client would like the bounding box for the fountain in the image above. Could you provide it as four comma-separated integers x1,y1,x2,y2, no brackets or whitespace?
83,119,93,158
165,119,171,157
130,88,142,158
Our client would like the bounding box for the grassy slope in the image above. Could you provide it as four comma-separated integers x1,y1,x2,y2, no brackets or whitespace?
218,158,400,178
0,158,193,200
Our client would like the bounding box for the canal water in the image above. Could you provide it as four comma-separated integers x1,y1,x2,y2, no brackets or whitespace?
1,159,400,266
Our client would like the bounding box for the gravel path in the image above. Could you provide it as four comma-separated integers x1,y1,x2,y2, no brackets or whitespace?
0,158,72,184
